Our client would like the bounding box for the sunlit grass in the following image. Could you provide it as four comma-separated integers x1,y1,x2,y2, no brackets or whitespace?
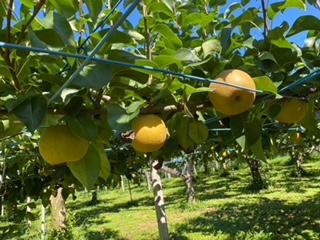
2,156,320,239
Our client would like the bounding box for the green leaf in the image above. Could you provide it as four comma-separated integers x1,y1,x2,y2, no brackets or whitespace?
230,114,246,149
173,48,200,62
48,0,78,19
268,0,306,20
153,55,181,68
300,99,317,132
245,116,262,147
202,39,222,58
185,84,213,100
250,137,266,161
107,104,131,132
188,121,208,145
90,28,132,54
149,2,174,17
83,0,102,24
287,15,320,37
169,113,193,150
65,113,98,140
224,2,242,19
67,144,101,190
36,11,76,47
268,22,295,49
0,117,24,139
0,1,6,17
252,76,277,94
230,113,262,150
73,63,112,89
133,59,163,79
12,95,47,133
93,142,111,181
160,0,174,12
28,27,49,49
95,114,113,145
153,24,182,50
231,11,253,29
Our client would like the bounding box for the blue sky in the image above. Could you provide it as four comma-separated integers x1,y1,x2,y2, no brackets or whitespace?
13,0,319,46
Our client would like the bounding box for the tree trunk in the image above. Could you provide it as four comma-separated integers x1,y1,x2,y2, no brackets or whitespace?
186,157,196,203
145,170,151,190
128,178,133,202
50,187,67,229
90,190,98,205
152,160,169,240
203,159,210,174
121,175,125,191
246,158,265,189
41,205,46,240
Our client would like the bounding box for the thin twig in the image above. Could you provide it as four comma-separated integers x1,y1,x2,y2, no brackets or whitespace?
261,0,270,40
16,0,46,44
142,1,153,85
5,0,14,57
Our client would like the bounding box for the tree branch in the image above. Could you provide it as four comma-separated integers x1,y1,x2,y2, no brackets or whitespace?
142,1,153,85
161,165,188,181
261,0,270,40
16,0,46,44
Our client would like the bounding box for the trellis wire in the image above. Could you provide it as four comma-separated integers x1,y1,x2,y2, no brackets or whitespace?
0,41,265,94
208,127,301,132
48,0,140,105
1,0,320,130
58,0,123,75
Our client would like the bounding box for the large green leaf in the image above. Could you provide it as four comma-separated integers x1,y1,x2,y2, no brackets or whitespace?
252,76,277,94
94,143,111,181
249,137,266,161
0,116,24,139
231,11,253,29
36,11,76,47
133,59,163,79
73,63,112,89
287,15,320,37
12,95,47,134
268,0,306,20
67,144,101,190
188,121,208,145
160,0,174,12
153,55,181,68
230,113,262,150
224,2,242,19
300,99,317,132
153,24,182,50
65,113,98,140
173,48,200,62
107,104,132,132
168,113,193,150
202,39,222,58
0,1,6,17
48,0,78,19
83,0,103,25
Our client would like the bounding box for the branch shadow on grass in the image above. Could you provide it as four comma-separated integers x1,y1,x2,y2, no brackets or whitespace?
173,194,320,239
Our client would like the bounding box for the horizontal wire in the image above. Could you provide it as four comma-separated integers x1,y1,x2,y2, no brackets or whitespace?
48,0,140,105
278,68,320,94
57,0,123,75
0,41,264,94
208,127,300,132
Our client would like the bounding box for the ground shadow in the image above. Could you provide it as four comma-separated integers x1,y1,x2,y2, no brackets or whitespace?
174,194,320,239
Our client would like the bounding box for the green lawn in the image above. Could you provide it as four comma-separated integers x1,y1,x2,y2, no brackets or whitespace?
2,156,320,240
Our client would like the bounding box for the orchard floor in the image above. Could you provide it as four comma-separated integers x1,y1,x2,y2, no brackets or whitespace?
2,155,320,240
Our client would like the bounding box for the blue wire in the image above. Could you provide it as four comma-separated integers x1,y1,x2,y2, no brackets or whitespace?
278,68,320,93
0,41,264,94
47,0,140,104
